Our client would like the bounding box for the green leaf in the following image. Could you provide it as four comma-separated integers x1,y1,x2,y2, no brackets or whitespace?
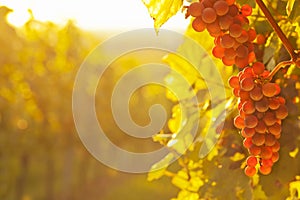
286,0,295,17
147,153,174,181
287,0,300,23
142,0,183,32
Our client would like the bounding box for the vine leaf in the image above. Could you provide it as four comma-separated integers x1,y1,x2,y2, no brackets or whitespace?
142,0,183,32
147,153,174,181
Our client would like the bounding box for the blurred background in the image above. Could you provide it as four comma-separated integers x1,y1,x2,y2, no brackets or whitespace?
0,1,190,199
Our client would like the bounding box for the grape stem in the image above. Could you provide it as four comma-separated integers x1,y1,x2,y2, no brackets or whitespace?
266,60,294,80
255,0,299,63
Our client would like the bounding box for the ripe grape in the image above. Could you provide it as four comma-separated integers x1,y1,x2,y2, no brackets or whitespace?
265,134,276,146
255,120,267,134
248,28,257,41
242,100,255,114
242,127,255,137
255,97,269,112
213,1,229,16
250,86,263,101
262,83,277,97
220,34,235,48
234,115,244,129
202,7,217,23
228,75,239,88
188,2,204,17
256,34,266,45
246,156,257,167
260,146,273,159
240,77,254,91
229,23,243,37
245,166,256,176
236,45,249,58
252,62,265,75
259,165,272,175
219,15,233,30
275,104,288,119
224,48,237,59
268,122,281,136
192,17,206,32
244,115,258,128
241,4,252,16
252,133,265,146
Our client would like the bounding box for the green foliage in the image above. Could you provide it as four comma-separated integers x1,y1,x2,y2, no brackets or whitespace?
142,0,183,32
143,0,300,199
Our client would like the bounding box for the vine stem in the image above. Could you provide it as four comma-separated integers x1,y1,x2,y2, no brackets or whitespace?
255,0,298,62
266,60,294,80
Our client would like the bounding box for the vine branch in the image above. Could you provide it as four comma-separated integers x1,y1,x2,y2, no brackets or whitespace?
255,0,298,62
266,60,294,80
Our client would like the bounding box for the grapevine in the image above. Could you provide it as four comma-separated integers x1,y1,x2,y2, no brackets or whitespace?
185,0,299,177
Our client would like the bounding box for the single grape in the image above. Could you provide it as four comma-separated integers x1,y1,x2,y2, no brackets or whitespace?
212,45,225,58
244,115,258,128
202,7,217,23
262,83,277,97
228,75,239,88
239,90,250,100
228,4,239,16
255,120,267,134
275,104,288,119
188,2,204,17
255,97,269,112
241,4,252,16
219,15,233,30
246,156,258,167
252,62,265,75
252,133,265,146
265,134,276,146
220,34,235,48
234,115,245,129
250,86,263,101
213,1,229,16
229,23,243,38
222,56,235,66
269,98,280,110
235,56,249,68
248,28,257,41
260,146,273,159
249,144,261,156
256,34,266,45
242,127,255,137
261,159,273,167
236,30,249,43
224,47,237,59
242,100,255,114
263,111,277,126
245,166,257,176
271,152,279,162
268,122,281,136
192,17,206,32
259,165,272,175
243,137,253,148
240,77,254,91
236,45,249,58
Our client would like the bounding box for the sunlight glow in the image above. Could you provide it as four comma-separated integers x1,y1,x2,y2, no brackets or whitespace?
1,0,190,30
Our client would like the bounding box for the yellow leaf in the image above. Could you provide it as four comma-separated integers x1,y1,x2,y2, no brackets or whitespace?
142,0,183,32
147,153,174,181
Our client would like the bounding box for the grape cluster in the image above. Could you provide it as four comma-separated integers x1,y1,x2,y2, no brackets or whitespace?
186,0,288,177
186,0,256,68
228,62,288,176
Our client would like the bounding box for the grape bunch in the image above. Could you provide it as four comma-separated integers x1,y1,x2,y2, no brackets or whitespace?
186,0,256,68
186,0,288,177
228,62,288,176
